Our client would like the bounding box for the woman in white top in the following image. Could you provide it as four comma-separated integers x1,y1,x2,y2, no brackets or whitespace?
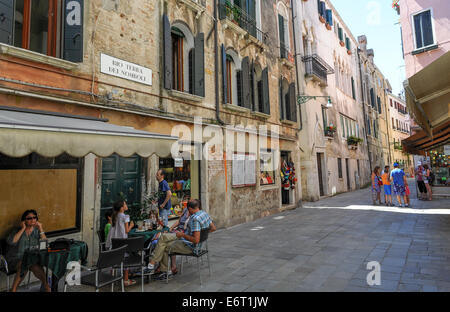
106,200,135,286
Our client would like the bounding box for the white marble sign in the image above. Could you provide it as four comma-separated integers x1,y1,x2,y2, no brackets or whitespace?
101,53,152,86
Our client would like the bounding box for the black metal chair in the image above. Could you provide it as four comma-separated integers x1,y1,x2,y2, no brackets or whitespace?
97,230,107,252
167,228,211,285
0,239,32,292
111,237,148,292
63,245,127,293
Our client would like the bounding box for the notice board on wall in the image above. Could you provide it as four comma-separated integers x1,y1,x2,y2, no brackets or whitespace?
232,153,256,187
0,169,78,239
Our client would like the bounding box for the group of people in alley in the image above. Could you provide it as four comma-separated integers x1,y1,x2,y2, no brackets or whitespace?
372,162,433,207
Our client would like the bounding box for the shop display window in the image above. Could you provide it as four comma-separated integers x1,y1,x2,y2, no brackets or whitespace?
260,150,275,185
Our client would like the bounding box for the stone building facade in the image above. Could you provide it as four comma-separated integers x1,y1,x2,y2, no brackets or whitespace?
0,0,301,277
292,0,371,201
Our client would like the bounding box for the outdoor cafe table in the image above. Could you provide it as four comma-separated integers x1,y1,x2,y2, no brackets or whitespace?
128,227,170,242
21,240,88,292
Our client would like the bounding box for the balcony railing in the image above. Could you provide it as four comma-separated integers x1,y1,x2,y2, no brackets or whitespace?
219,1,268,44
302,54,334,85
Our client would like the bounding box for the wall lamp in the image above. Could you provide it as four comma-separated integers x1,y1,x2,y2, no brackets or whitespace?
298,95,333,108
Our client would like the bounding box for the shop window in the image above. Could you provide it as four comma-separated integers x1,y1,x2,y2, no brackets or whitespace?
0,152,81,239
260,149,276,186
159,157,200,215
413,9,435,50
0,0,84,62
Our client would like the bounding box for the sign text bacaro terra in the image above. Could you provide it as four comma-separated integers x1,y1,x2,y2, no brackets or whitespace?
100,53,152,86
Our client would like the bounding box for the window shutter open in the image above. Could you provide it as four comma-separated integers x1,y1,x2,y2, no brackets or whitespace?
278,14,285,47
194,32,205,97
338,27,343,41
326,10,333,25
241,56,251,110
63,0,84,62
250,62,255,111
279,78,284,120
0,0,14,45
351,77,356,99
236,70,243,107
219,0,226,20
320,2,326,17
163,14,173,90
221,44,228,104
288,83,297,122
262,67,270,115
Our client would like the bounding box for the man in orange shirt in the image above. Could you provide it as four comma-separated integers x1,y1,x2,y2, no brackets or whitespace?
382,166,393,206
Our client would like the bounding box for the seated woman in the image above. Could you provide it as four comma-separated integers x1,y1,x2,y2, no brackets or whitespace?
6,210,51,292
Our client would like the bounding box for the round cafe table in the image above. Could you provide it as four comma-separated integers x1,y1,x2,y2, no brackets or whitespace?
128,227,170,242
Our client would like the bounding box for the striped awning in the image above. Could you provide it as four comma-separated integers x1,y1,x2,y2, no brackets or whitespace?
0,107,178,158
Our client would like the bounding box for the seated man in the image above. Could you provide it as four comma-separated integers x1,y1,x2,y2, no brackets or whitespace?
146,199,216,279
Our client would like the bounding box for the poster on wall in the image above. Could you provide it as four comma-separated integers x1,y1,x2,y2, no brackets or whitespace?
244,154,256,186
232,153,245,187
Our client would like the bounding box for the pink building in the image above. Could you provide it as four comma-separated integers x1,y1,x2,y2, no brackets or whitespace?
396,0,450,149
398,0,450,78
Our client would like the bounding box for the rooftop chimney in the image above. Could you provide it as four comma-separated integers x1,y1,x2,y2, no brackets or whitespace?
358,35,367,53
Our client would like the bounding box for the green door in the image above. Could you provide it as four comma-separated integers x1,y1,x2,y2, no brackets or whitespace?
100,155,142,230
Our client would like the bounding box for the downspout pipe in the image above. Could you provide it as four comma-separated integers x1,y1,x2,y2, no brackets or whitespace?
357,48,373,175
291,0,303,131
383,87,392,164
214,0,225,125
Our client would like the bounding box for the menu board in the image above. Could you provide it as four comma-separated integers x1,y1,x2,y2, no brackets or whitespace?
232,153,256,187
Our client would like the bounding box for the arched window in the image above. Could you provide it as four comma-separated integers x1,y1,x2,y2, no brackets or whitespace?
163,15,205,97
171,23,195,94
277,2,290,59
225,49,242,107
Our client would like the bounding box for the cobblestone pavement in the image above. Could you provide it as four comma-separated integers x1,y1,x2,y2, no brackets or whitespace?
49,180,450,292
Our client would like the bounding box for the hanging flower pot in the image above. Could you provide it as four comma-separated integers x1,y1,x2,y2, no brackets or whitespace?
319,15,326,24
347,50,352,55
339,41,345,47
326,23,332,30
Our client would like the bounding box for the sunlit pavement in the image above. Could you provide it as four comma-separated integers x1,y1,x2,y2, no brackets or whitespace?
50,180,450,292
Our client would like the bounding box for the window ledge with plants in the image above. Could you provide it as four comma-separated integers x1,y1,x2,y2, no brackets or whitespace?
0,44,80,71
347,136,363,150
169,89,204,102
324,126,337,139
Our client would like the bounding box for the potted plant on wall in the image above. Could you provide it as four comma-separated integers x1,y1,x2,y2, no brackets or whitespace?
325,125,336,137
339,40,345,47
319,15,326,24
325,22,332,31
347,136,363,150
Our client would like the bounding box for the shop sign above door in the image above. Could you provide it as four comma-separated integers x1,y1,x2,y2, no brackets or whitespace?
100,53,152,86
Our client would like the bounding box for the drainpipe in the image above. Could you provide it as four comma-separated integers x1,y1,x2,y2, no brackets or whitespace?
214,0,225,125
357,48,373,175
383,88,392,164
291,0,303,132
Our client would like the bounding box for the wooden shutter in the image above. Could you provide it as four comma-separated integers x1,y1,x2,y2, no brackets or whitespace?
163,15,173,90
63,0,84,62
279,78,284,120
351,77,356,99
236,70,243,107
326,9,333,25
338,27,343,41
250,62,255,111
221,45,228,104
0,0,14,45
262,67,270,115
288,83,297,122
278,14,285,47
194,32,205,97
320,2,326,17
241,56,251,110
218,0,226,20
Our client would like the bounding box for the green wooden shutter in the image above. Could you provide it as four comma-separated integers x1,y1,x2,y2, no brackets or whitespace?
0,0,14,45
194,33,205,97
218,0,227,20
289,83,297,122
351,77,356,99
63,0,84,62
338,27,343,41
241,56,251,109
262,67,270,115
221,45,228,104
163,14,173,90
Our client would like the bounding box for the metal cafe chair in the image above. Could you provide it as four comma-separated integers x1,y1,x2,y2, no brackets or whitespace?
167,228,212,285
111,236,148,292
0,239,32,292
63,245,127,293
96,230,107,252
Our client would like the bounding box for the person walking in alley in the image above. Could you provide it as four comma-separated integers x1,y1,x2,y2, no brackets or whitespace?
415,162,427,200
372,167,382,205
382,166,393,206
390,163,409,207
423,164,433,201
156,169,172,227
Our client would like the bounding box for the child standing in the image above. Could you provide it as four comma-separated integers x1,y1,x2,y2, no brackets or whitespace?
106,200,135,287
104,209,113,240
382,166,393,206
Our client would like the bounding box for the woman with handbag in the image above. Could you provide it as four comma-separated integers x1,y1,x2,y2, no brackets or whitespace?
372,166,382,205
